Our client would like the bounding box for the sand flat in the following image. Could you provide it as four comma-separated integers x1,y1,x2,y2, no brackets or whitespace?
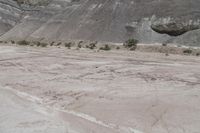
0,45,200,133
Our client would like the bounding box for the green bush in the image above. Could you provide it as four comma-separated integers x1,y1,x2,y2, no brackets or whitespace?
99,44,111,51
17,40,30,45
123,38,138,50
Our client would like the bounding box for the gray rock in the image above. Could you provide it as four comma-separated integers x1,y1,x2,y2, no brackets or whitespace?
0,0,200,46
151,18,200,36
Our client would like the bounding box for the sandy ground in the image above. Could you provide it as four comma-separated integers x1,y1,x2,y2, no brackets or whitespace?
0,45,200,133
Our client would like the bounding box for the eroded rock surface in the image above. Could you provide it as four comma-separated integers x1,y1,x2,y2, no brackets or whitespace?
151,18,200,36
0,0,200,45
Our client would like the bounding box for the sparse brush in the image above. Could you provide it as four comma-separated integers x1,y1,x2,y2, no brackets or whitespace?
86,41,97,49
31,41,48,47
34,41,41,46
162,43,167,46
116,46,120,50
130,46,137,51
78,40,83,48
57,42,62,46
30,43,34,46
183,49,193,54
99,44,111,51
78,40,83,44
14,0,50,6
50,41,55,46
165,53,169,56
40,42,48,47
78,43,82,48
123,38,138,50
65,42,72,49
11,40,15,44
17,40,30,45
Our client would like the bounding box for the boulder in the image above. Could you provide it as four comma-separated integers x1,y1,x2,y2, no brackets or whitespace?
151,18,200,36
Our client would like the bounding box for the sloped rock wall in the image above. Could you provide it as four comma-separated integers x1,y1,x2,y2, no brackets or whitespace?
0,0,200,46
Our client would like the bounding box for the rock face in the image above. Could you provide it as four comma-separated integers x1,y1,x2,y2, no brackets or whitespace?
151,18,200,36
0,0,21,35
0,0,200,46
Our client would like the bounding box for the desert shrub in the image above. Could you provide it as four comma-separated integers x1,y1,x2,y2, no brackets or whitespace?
78,40,83,44
32,41,41,46
196,52,200,56
50,41,55,46
162,43,167,46
116,46,120,50
30,43,34,46
40,42,48,47
0,41,3,43
36,42,41,46
11,40,15,44
86,41,97,49
17,40,30,45
15,0,25,4
57,42,62,46
130,46,137,51
30,41,48,47
183,49,193,54
15,0,50,6
99,44,111,51
123,38,138,50
65,42,72,49
78,43,82,48
165,53,169,56
77,41,83,48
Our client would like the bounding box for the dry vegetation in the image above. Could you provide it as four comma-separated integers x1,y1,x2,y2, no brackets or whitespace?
0,39,200,56
14,0,50,6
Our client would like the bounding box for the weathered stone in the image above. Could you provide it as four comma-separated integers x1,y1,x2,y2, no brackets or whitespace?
0,0,200,46
151,19,200,36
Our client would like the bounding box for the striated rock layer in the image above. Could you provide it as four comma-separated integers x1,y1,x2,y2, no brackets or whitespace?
0,0,200,46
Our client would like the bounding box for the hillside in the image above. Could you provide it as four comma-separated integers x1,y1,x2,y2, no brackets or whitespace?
0,0,200,46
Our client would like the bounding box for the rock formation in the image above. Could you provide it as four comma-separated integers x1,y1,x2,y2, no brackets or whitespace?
151,18,200,36
0,0,200,46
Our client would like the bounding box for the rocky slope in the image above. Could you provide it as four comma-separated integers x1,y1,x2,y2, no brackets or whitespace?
0,0,21,35
0,0,200,46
